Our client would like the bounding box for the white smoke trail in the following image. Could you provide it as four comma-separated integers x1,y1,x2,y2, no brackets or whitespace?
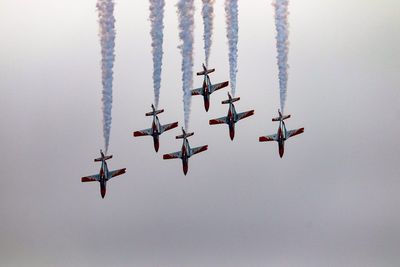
177,0,195,130
97,0,116,154
273,0,289,113
149,0,165,109
225,0,238,97
202,0,215,67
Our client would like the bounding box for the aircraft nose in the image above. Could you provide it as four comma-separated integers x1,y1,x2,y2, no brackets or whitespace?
279,146,284,158
229,129,235,140
154,140,160,152
204,100,210,112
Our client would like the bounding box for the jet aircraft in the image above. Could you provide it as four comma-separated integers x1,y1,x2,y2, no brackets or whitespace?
209,92,254,140
191,63,229,112
81,150,126,198
133,104,178,152
163,128,208,175
259,110,304,157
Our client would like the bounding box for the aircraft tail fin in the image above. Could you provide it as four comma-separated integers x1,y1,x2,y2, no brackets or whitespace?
272,109,290,121
176,132,194,139
222,97,240,104
272,114,290,121
197,64,215,76
94,155,112,162
146,109,164,116
197,69,215,76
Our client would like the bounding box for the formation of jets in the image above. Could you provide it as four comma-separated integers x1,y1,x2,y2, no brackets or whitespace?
81,64,304,198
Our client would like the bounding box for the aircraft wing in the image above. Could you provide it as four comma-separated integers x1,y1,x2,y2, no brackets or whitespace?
81,174,100,182
237,110,255,121
191,87,203,96
163,151,182,160
287,128,304,139
191,145,208,156
108,168,126,180
209,116,227,125
210,81,229,93
161,122,178,133
133,128,152,137
259,134,278,142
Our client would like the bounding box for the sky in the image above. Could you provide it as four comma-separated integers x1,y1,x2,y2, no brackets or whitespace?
0,0,400,266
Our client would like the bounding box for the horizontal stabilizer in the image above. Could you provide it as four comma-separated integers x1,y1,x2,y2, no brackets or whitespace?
176,132,194,139
146,109,164,116
197,68,215,76
222,97,240,104
272,114,290,121
94,155,112,162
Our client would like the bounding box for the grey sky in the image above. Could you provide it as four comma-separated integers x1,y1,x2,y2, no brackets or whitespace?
0,0,399,266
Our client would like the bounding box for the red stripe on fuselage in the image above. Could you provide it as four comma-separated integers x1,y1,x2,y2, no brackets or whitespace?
229,125,235,140
153,136,160,152
100,183,106,198
183,159,188,175
204,98,210,112
279,143,284,158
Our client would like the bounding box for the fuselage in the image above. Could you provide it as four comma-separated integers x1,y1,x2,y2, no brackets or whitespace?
227,102,238,140
151,115,162,151
99,159,109,198
202,74,212,111
180,138,191,175
277,120,288,157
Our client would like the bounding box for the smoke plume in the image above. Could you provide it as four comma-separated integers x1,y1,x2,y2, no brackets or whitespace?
97,0,116,154
149,0,165,109
273,0,289,113
225,0,239,97
202,0,215,67
177,0,195,130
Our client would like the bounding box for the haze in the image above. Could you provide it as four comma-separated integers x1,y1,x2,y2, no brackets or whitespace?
0,0,399,266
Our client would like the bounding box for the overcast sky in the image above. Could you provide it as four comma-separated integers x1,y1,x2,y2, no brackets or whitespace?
0,0,399,266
